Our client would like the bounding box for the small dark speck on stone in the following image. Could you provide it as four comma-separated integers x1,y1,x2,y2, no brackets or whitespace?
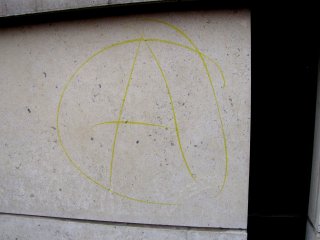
43,72,47,78
171,142,174,146
27,108,31,113
51,126,56,130
55,85,58,89
59,188,62,191
229,97,234,106
136,140,139,144
30,194,34,198
15,163,21,169
98,84,101,88
194,145,198,147
91,137,94,141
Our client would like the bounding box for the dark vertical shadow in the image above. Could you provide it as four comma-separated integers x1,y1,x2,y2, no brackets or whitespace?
248,4,319,240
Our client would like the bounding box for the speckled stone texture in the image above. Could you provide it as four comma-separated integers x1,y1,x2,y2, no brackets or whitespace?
0,11,250,230
0,0,160,17
0,214,247,240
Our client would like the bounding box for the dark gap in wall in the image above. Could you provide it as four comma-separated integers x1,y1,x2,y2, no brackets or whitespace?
248,4,319,240
0,212,246,232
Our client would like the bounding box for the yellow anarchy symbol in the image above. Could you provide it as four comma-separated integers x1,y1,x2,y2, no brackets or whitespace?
56,19,228,205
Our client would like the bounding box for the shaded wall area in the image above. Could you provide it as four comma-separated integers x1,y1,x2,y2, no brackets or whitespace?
249,4,319,240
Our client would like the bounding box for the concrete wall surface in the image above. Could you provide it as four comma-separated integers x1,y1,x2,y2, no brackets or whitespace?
306,221,320,240
0,214,247,240
0,0,162,17
0,10,251,239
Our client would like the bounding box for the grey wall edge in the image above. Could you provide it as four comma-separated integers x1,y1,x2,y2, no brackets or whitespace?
308,57,320,236
0,0,171,18
306,220,320,240
0,214,247,240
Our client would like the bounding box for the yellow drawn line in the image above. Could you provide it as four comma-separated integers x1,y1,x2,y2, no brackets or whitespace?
56,38,176,205
145,38,226,88
144,18,229,192
57,21,228,203
94,120,169,129
145,41,196,181
109,37,143,186
55,38,183,204
55,132,175,205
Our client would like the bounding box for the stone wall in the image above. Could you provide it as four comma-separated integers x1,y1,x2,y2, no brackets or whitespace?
0,10,251,239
